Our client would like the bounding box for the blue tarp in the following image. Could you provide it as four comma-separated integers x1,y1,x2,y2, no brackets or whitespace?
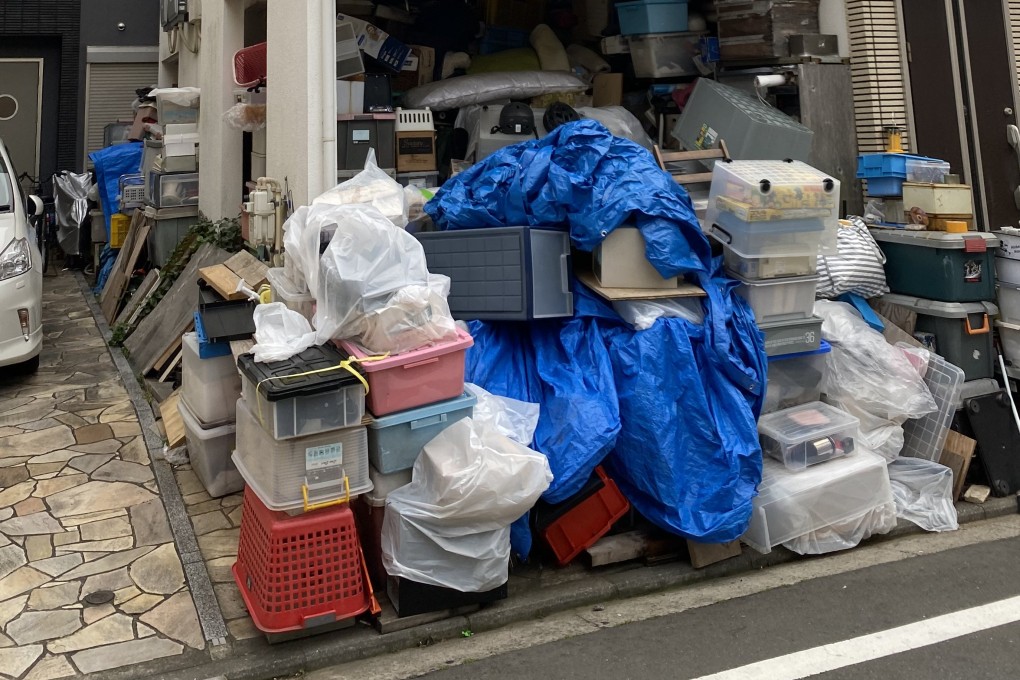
426,121,767,548
89,142,143,242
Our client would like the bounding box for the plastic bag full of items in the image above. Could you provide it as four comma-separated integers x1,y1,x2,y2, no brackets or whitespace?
464,383,540,446
314,149,407,228
887,457,959,532
381,418,553,591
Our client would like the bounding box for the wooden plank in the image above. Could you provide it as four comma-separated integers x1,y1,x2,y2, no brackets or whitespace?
159,390,186,449
124,242,231,375
126,271,163,327
577,270,705,301
99,212,138,306
586,531,651,567
152,324,190,375
230,338,255,365
686,539,742,569
673,172,715,184
158,350,183,383
198,263,246,301
225,250,269,289
103,222,151,322
940,430,977,502
115,268,160,325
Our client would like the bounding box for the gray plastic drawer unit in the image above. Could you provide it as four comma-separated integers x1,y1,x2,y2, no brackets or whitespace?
415,227,573,320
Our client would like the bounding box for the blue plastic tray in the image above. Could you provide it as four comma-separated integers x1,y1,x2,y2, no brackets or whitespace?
193,312,232,360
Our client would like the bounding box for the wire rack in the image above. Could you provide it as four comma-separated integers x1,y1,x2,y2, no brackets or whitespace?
901,353,965,461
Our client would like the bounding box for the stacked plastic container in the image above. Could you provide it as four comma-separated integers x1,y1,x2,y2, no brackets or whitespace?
996,229,1020,366
708,159,839,357
179,331,242,498
335,329,477,592
232,342,378,635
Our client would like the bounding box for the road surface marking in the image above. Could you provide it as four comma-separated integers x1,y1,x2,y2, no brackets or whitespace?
693,594,1020,680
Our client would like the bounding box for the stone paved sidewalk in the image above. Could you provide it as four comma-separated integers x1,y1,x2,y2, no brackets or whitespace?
0,272,204,679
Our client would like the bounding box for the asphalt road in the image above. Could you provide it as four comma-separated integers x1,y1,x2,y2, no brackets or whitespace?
306,517,1020,680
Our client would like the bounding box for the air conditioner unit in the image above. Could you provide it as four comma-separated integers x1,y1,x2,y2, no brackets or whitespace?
162,0,189,32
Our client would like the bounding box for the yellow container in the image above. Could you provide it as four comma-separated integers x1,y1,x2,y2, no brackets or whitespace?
110,213,131,249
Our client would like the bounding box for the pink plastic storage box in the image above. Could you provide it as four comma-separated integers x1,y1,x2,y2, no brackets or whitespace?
336,329,474,416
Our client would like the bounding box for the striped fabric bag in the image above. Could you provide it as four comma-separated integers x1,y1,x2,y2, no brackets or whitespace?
816,217,890,299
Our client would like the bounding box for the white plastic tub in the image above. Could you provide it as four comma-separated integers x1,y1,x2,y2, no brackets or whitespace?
997,319,1020,365
181,332,241,426
734,273,819,324
266,267,314,322
998,281,1020,324
997,256,1020,285
179,398,242,498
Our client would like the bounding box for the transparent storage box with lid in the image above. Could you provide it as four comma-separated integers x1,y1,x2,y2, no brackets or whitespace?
367,391,477,473
181,332,240,426
265,267,314,322
723,242,819,279
733,273,819,324
237,344,365,440
706,159,840,256
763,341,831,414
742,448,893,554
179,397,242,498
232,398,371,512
758,401,859,471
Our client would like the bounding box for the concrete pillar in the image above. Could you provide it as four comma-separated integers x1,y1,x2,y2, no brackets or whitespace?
196,0,245,221
265,0,336,207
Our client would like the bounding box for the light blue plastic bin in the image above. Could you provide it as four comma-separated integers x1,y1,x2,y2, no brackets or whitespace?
367,392,477,473
617,0,689,35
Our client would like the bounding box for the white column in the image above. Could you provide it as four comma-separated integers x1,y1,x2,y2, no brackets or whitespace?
266,0,336,207
196,0,245,221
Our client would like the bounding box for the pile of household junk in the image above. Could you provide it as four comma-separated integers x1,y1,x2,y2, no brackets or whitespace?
184,121,965,636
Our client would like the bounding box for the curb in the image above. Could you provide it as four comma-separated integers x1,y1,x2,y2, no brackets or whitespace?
74,272,1020,680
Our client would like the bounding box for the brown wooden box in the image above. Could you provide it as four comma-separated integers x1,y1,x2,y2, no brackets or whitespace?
718,0,821,61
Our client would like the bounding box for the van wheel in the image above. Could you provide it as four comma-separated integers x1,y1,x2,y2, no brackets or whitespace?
12,355,40,375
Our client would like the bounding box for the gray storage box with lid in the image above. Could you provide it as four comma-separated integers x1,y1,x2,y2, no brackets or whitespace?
870,230,1000,302
338,113,396,171
881,293,999,380
367,391,476,473
415,226,573,321
144,205,200,267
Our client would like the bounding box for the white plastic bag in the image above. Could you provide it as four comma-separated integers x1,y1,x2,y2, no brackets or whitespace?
465,383,540,445
887,458,959,532
250,303,316,363
314,149,407,228
816,301,938,421
783,502,897,555
314,207,457,353
612,298,704,331
381,418,552,591
281,203,348,296
827,398,905,462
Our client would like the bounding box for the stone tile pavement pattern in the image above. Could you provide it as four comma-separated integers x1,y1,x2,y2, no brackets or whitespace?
0,274,204,678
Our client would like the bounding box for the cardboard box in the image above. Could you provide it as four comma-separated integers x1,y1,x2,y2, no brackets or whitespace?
337,14,411,72
594,227,678,289
396,131,436,172
593,74,623,107
336,79,366,115
902,182,974,217
392,46,436,91
600,35,630,55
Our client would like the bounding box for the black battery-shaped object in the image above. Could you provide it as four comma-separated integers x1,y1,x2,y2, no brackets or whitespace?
363,73,393,113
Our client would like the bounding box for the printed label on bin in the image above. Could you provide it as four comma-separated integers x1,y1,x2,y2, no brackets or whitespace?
964,260,982,283
352,130,371,143
305,443,343,471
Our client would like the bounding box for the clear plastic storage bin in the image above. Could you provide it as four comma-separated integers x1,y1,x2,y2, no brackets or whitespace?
998,281,1020,323
706,159,839,253
179,398,242,498
760,316,823,357
742,449,892,554
711,210,827,260
237,344,365,440
758,401,859,471
266,268,314,322
734,273,819,324
997,320,1020,365
905,158,950,184
233,398,372,512
763,341,831,414
723,242,819,280
367,392,477,473
627,32,702,78
148,171,199,209
181,332,240,426
336,328,474,417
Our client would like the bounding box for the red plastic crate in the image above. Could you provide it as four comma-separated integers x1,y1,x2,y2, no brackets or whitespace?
540,466,630,567
232,487,376,633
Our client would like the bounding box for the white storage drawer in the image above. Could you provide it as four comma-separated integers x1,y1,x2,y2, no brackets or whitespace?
734,273,818,324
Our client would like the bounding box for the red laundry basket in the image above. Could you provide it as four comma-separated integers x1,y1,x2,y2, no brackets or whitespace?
232,486,377,633
234,42,267,88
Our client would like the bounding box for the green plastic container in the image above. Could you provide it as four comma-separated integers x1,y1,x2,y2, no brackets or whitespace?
881,294,998,380
870,230,1000,302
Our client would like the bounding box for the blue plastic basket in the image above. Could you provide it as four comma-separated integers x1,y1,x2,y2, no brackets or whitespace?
617,0,689,35
864,177,905,197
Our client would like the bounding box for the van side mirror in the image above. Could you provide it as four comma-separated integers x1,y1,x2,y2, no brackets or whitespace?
27,195,43,217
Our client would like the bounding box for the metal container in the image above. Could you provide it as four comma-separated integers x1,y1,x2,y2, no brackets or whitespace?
788,34,839,57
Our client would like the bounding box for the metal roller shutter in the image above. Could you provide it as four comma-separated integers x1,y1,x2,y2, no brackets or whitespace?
83,62,158,166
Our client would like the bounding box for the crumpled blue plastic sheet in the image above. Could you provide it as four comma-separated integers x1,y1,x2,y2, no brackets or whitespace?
93,245,117,294
89,142,143,241
427,120,766,550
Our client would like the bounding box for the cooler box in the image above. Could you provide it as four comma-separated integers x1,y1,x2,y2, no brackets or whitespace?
881,293,998,381
742,449,893,554
763,340,831,413
367,391,477,473
181,331,240,427
179,398,242,498
336,328,473,417
870,230,999,302
233,398,372,512
415,227,573,321
237,344,365,440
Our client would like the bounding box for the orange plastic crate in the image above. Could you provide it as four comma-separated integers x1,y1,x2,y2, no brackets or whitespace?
232,487,374,633
539,466,630,567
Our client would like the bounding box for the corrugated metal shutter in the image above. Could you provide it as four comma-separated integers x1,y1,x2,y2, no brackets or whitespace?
1009,1,1020,91
846,0,911,155
83,62,158,166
